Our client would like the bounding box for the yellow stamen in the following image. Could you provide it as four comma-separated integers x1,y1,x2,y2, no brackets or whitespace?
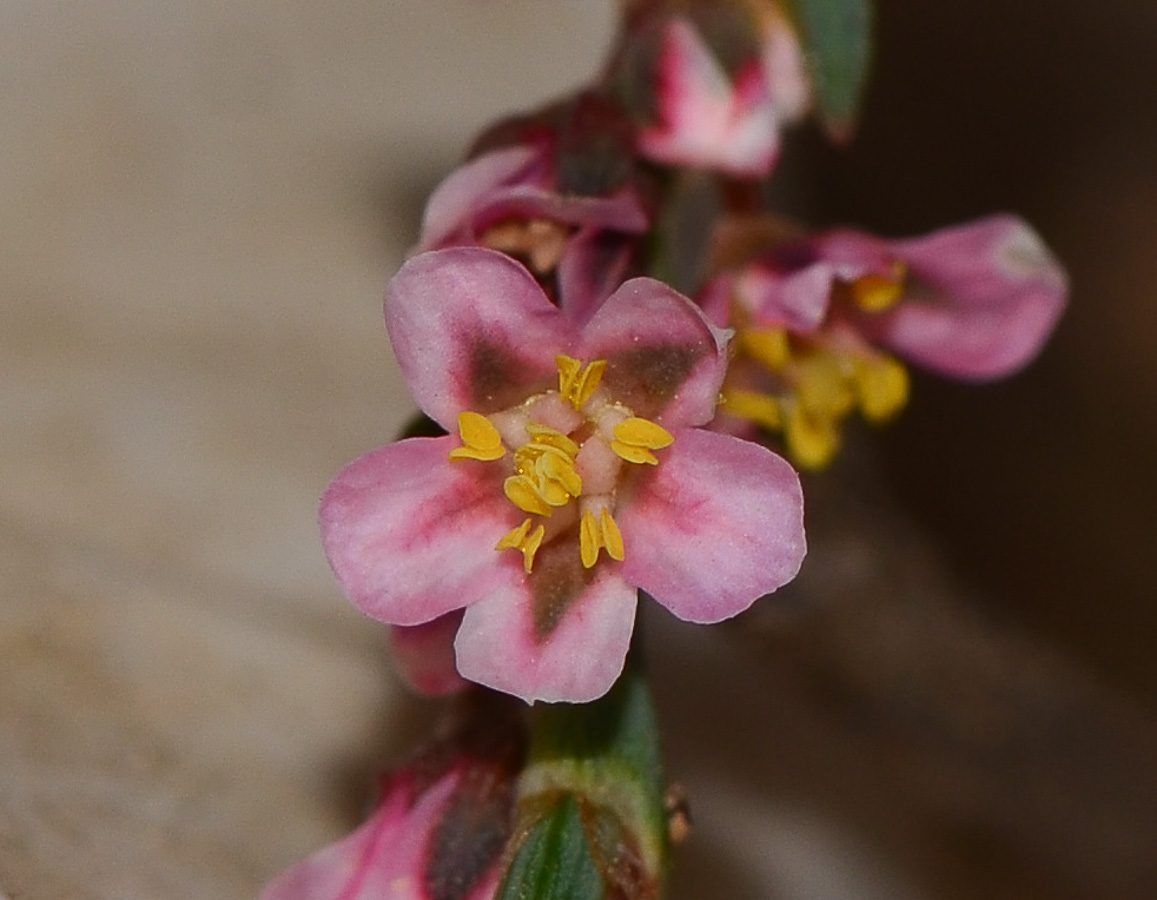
849,261,907,314
720,387,783,430
600,509,624,562
536,450,583,498
448,411,506,461
580,509,600,568
610,416,674,466
495,518,533,551
854,354,909,422
610,442,658,465
738,326,791,371
504,474,553,517
496,518,545,573
556,355,606,410
784,403,841,471
579,508,625,568
613,417,674,449
525,423,580,458
796,354,855,419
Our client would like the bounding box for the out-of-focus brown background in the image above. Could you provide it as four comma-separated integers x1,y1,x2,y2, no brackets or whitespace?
2,2,1154,899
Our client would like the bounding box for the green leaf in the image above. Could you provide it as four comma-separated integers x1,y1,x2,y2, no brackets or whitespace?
496,656,668,900
497,797,604,900
786,0,873,139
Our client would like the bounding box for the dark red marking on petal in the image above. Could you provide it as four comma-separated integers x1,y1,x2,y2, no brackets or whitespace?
528,533,596,643
604,344,705,419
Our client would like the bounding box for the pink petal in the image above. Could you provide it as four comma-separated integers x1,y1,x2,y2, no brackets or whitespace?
761,13,810,122
877,215,1068,379
455,555,638,704
386,248,574,428
637,18,778,177
619,428,805,623
579,277,730,428
390,612,469,696
814,217,1068,379
260,771,469,900
465,185,648,239
556,227,635,325
737,260,834,332
419,145,541,250
320,436,524,626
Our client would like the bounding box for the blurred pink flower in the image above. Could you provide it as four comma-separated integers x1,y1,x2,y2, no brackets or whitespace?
418,125,648,320
700,214,1068,467
260,698,521,900
321,247,805,703
634,13,808,178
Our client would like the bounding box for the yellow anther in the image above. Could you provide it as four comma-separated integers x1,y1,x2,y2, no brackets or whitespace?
613,417,674,450
557,354,582,395
720,387,783,431
796,354,855,419
448,411,506,462
536,450,583,498
580,509,600,568
784,403,841,471
496,518,533,551
854,354,909,422
504,474,553,517
738,326,791,371
496,518,546,573
849,262,907,314
525,423,580,458
610,441,659,466
600,509,624,562
556,355,607,410
610,415,674,466
579,508,625,569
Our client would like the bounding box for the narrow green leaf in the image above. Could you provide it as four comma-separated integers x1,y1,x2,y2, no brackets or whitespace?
786,0,873,139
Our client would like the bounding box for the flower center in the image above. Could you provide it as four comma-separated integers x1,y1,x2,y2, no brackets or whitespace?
720,282,909,470
449,355,674,573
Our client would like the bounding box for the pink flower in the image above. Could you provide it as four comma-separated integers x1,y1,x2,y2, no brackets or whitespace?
418,130,648,320
260,698,521,900
633,13,808,178
321,247,805,703
701,214,1068,468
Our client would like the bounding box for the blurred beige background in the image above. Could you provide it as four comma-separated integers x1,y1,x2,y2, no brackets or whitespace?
2,1,1155,899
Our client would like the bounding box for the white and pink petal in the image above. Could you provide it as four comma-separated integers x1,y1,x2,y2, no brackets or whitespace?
320,436,524,627
580,277,731,428
386,248,574,428
618,428,805,624
455,551,639,704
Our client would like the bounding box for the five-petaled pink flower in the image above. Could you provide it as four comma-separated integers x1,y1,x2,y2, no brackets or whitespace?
700,214,1068,468
321,247,805,703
